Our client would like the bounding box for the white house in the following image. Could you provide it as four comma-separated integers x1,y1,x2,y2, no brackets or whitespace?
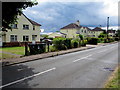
1,14,41,46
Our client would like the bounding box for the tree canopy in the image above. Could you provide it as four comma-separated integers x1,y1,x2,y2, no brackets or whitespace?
2,0,38,30
115,30,120,38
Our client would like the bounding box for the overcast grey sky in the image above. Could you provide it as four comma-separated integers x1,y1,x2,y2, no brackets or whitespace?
23,0,118,32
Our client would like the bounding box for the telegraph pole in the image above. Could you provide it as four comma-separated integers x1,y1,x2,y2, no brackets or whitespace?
107,17,109,39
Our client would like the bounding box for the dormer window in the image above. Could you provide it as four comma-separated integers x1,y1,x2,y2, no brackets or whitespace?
12,24,17,29
23,25,29,30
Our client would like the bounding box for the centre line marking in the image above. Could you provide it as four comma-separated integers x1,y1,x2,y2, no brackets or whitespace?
73,55,92,62
0,67,56,88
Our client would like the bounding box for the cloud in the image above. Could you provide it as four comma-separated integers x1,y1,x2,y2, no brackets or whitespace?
23,1,118,32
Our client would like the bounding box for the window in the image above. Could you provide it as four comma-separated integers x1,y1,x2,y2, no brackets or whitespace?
32,35,37,41
23,36,29,42
33,26,35,30
23,25,29,30
12,24,17,29
10,35,17,42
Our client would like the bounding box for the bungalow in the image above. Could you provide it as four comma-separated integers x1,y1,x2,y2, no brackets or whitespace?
1,14,41,46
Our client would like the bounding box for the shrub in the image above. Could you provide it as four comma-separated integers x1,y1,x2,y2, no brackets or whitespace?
115,37,119,41
87,37,98,45
64,38,72,49
104,38,115,43
98,38,105,43
53,38,67,50
71,40,79,48
108,37,115,42
81,40,87,46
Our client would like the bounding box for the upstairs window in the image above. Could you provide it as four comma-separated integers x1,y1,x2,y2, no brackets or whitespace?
10,35,17,42
12,24,17,29
33,26,35,30
23,25,29,30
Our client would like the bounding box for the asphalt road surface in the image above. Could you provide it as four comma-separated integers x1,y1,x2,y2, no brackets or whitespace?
1,43,119,88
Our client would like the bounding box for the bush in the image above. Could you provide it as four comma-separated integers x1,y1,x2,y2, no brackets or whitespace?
71,40,79,48
64,38,72,49
98,38,105,43
87,37,98,45
104,37,115,43
115,37,119,41
81,40,87,46
108,37,115,42
53,38,67,50
50,46,58,52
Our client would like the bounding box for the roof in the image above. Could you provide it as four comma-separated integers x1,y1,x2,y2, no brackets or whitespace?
92,27,105,31
61,23,82,29
85,27,91,31
28,19,41,26
22,14,41,26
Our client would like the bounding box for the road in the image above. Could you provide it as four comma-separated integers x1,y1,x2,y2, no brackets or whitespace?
1,43,119,88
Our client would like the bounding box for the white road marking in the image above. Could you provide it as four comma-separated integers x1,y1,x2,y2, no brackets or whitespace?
0,67,56,88
73,55,92,62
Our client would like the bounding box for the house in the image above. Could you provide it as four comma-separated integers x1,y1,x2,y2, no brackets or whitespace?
48,32,66,38
107,30,116,37
60,20,90,38
1,14,41,46
91,27,105,37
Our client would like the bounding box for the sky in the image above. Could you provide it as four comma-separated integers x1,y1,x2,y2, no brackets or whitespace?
23,0,119,33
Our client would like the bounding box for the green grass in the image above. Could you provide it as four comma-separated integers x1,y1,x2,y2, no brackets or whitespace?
105,66,120,88
0,53,20,59
1,47,25,55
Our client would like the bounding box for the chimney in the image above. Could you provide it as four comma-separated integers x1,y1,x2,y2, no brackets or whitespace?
75,20,80,26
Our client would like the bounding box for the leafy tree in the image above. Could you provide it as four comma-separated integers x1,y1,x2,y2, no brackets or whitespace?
41,34,49,38
2,0,38,30
76,34,83,40
115,30,120,37
115,30,120,39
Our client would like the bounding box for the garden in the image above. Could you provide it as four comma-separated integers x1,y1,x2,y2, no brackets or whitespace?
1,32,119,59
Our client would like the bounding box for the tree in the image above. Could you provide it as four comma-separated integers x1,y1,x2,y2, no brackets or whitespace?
2,0,38,30
115,30,120,38
78,34,83,40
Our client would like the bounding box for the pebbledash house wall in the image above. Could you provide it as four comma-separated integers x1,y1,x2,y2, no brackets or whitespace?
60,28,78,38
60,27,104,38
2,14,41,46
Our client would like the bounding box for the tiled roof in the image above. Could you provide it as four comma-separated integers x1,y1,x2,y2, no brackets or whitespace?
85,27,91,31
23,14,41,26
61,23,82,29
28,19,41,26
92,27,105,31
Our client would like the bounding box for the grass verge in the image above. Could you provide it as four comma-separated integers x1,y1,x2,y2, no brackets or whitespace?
104,65,120,88
0,47,25,55
0,53,20,59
